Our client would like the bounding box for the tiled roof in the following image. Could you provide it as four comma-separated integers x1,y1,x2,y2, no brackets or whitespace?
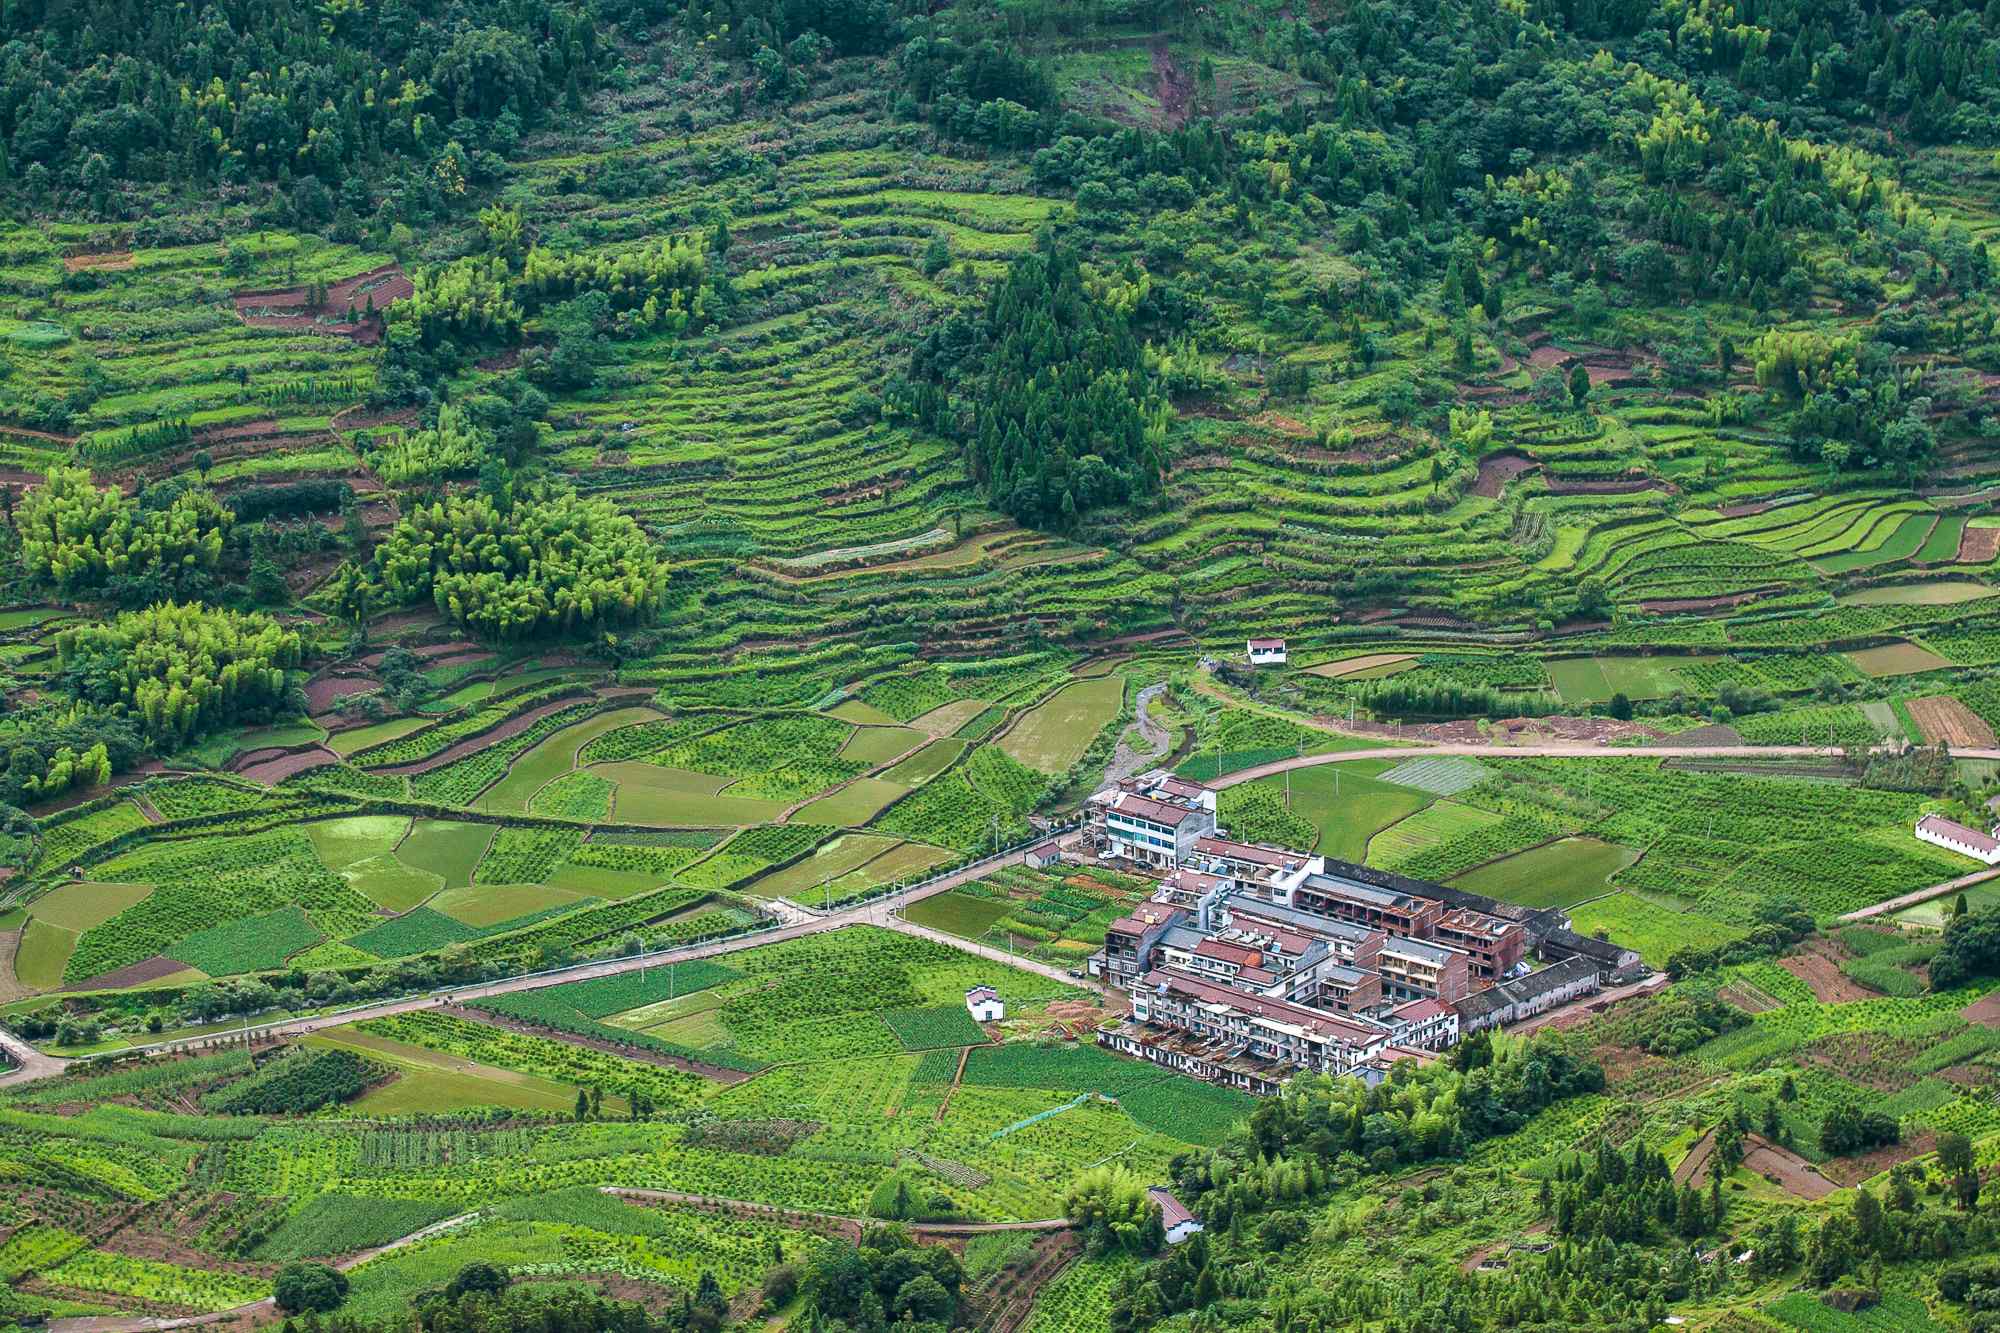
1148,1187,1198,1229
1918,814,2000,856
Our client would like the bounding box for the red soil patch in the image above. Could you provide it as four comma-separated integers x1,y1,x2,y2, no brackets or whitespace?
1471,452,1540,498
1776,950,1871,1003
304,673,381,713
1637,587,1778,614
1961,990,2000,1026
63,250,133,273
333,405,419,432
1151,38,1193,128
1743,1134,1840,1199
66,954,195,990
1960,526,2000,564
1527,344,1571,369
1823,1131,1936,1188
361,641,481,667
1907,695,1996,747
237,747,338,785
1491,715,1665,744
233,264,413,346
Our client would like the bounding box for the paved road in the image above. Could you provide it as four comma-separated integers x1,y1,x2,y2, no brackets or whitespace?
1,845,1067,1090
1208,741,1872,788
1839,863,2000,922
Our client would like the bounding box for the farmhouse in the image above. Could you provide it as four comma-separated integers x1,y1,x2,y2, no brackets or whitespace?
1023,840,1063,870
964,985,1004,1022
1540,928,1646,983
1914,813,2000,866
1148,1188,1204,1245
1086,771,1219,868
1453,955,1601,1034
1247,638,1289,665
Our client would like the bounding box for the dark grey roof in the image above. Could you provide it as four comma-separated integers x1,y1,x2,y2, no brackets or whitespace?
1542,928,1639,965
1453,955,1601,1020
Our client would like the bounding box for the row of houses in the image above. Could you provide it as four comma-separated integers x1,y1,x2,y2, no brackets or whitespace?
1081,770,1646,1093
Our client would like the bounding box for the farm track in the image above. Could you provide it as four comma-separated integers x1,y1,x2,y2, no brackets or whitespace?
603,1186,1069,1233
0,845,1060,1089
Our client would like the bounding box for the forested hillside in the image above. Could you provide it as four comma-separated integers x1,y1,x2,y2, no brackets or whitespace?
1,0,2000,1330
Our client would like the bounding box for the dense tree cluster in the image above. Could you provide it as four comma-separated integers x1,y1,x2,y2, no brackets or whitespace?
1551,1139,1724,1244
53,601,302,747
0,708,142,808
1931,904,2000,990
368,403,492,488
1165,1035,1604,1227
0,0,600,217
518,237,710,328
1065,1164,1168,1256
794,1224,965,1330
906,240,1169,528
206,1048,370,1115
14,466,229,600
366,488,665,639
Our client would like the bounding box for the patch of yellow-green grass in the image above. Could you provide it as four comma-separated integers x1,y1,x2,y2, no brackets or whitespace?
829,698,901,725
591,762,790,825
306,1029,594,1115
342,854,445,913
746,834,904,901
996,676,1124,774
327,715,430,758
16,918,78,989
306,815,412,871
879,739,969,785
543,864,666,899
792,778,909,826
429,881,596,927
395,820,495,889
477,705,663,813
25,881,153,933
841,725,926,765
908,699,992,736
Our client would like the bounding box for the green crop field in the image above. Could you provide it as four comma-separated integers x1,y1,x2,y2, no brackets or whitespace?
1450,837,1642,909
9,0,2000,1326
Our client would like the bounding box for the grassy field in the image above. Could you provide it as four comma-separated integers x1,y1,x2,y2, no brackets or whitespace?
1242,763,1434,861
1450,837,1641,909
26,881,153,932
591,763,792,825
394,820,494,889
997,676,1124,773
478,706,663,813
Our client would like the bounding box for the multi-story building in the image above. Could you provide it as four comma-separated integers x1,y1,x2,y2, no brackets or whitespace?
1113,965,1394,1086
1378,935,1470,1003
1189,837,1321,900
1293,869,1444,938
1086,773,1218,868
1096,904,1187,987
1433,908,1526,982
1453,955,1601,1034
1385,997,1460,1051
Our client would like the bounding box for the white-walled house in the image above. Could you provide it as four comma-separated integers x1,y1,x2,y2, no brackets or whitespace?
1916,814,2000,866
1148,1187,1204,1244
1247,638,1288,665
965,985,1004,1022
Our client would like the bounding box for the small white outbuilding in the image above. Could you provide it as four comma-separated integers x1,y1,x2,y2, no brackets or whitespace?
965,985,1004,1023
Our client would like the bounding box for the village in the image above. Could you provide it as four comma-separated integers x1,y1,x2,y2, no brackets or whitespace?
995,762,1658,1095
